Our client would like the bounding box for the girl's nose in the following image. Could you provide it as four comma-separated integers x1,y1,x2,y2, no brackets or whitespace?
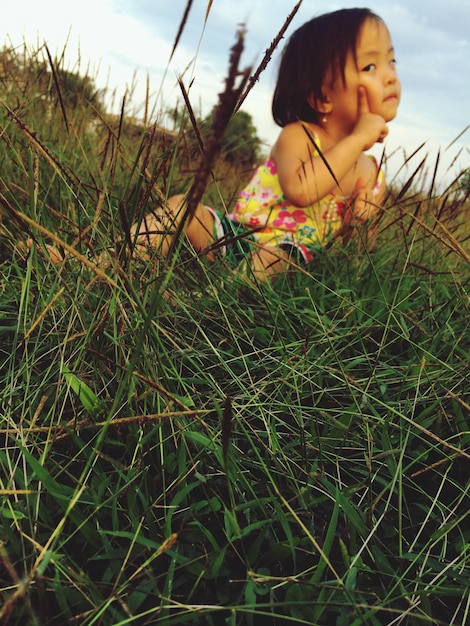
384,64,398,84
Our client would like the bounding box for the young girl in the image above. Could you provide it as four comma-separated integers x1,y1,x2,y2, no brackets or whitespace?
131,7,401,279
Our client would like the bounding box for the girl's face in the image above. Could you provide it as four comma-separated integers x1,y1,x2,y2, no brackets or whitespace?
325,19,401,130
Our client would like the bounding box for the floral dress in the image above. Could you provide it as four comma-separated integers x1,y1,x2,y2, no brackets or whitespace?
228,139,383,262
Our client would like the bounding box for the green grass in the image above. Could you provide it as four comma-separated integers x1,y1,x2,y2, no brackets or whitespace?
1,21,470,626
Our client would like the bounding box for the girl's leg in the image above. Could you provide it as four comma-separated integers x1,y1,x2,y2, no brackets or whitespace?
129,201,292,281
244,244,291,281
130,194,216,259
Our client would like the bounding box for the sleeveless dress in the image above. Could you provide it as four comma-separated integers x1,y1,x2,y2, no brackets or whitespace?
225,137,383,262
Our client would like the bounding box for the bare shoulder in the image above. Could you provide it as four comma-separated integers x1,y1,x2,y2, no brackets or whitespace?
271,121,324,162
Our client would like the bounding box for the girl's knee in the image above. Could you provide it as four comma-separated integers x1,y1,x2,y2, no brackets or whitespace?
129,195,216,258
166,194,186,216
249,245,290,279
185,204,216,254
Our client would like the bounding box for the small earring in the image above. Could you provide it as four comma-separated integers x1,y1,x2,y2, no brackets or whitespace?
321,115,327,124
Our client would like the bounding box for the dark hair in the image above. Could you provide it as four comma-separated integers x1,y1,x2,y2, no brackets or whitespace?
272,8,384,126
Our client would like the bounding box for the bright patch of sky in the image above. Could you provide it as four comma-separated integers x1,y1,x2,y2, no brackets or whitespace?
2,0,469,189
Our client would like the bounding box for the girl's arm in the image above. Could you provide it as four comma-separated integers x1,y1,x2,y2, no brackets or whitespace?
352,161,386,223
273,127,368,206
273,86,388,207
344,166,386,250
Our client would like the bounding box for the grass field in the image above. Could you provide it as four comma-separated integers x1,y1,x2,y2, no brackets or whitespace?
1,17,469,626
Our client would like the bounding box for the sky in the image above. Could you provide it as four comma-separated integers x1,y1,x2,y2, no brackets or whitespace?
2,0,469,190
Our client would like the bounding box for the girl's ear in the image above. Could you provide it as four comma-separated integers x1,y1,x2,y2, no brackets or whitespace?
307,92,333,114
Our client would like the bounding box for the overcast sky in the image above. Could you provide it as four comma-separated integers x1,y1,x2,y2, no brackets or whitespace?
2,0,469,189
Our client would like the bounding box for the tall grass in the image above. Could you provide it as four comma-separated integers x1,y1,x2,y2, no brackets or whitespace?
1,10,469,626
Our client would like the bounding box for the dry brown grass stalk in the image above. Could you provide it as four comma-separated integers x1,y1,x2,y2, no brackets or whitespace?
0,410,205,440
161,27,253,260
236,0,304,112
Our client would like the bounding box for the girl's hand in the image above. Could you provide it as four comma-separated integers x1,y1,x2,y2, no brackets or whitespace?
354,86,389,150
351,177,379,223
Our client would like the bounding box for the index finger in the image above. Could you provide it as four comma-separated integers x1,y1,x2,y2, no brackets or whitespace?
358,85,370,115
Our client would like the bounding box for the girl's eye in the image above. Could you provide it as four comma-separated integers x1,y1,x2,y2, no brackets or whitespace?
362,64,376,72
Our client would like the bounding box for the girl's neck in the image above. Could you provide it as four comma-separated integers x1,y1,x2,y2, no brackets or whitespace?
320,116,354,146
